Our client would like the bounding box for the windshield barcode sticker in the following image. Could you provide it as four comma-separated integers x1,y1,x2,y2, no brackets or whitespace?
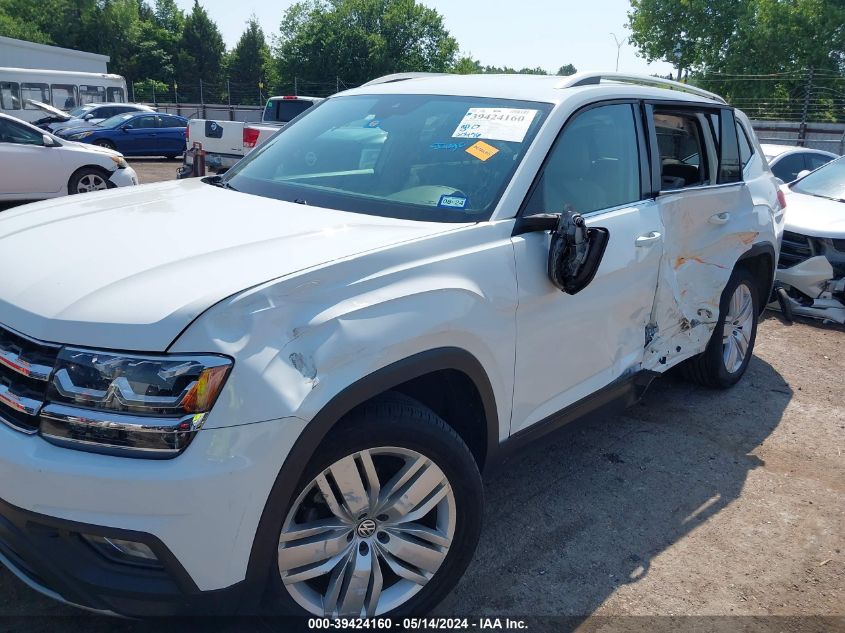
453,108,538,142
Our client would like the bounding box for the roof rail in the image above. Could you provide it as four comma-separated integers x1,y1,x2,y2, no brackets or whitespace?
558,72,727,104
360,72,452,87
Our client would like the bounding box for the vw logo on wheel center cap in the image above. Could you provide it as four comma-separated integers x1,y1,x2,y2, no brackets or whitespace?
356,518,377,538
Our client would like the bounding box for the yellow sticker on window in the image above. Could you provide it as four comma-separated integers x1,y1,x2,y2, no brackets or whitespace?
465,140,499,162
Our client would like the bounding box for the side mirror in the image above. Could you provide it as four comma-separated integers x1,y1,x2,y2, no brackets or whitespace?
83,113,94,120
516,210,610,295
794,169,811,181
122,125,133,131
42,134,57,147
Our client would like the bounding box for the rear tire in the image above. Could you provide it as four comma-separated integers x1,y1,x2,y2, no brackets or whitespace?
266,392,483,618
682,266,759,388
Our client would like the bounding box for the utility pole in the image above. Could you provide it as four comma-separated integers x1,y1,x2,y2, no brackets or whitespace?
610,33,626,72
799,67,814,147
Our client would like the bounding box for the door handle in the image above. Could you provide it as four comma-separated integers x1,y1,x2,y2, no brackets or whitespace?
636,231,662,247
709,212,731,225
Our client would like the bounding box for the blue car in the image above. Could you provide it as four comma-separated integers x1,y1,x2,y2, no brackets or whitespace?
57,112,188,159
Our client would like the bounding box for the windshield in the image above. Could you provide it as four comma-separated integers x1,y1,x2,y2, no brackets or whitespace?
225,94,551,222
98,113,136,129
69,105,96,118
791,156,845,202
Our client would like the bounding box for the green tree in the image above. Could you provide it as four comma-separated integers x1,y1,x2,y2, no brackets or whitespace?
627,0,744,80
452,55,482,74
276,0,459,86
0,11,51,43
177,0,225,94
227,17,273,103
150,0,184,78
557,64,577,76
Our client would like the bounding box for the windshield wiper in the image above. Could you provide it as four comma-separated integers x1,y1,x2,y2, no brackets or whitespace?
203,175,239,191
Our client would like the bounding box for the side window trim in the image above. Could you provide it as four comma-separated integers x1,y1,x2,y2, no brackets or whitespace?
644,100,746,193
517,98,649,220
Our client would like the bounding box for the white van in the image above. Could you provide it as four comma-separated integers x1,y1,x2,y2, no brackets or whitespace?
0,67,128,123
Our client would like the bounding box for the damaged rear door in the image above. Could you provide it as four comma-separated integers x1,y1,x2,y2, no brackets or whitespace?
644,105,758,370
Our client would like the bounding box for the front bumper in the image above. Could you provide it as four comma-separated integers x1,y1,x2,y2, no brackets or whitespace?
0,415,307,616
108,166,139,188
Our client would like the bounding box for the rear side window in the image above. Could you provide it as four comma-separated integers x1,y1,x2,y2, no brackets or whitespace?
525,103,642,215
21,83,49,109
160,115,186,127
0,82,20,110
717,109,742,183
737,124,755,168
653,111,708,190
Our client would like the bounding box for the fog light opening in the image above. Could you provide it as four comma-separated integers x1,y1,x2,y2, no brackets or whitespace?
81,534,162,568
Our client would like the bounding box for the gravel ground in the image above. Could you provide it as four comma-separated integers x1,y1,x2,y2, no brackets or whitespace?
0,160,842,630
128,157,184,184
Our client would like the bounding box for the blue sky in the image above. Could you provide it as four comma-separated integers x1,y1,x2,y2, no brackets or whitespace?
175,0,675,77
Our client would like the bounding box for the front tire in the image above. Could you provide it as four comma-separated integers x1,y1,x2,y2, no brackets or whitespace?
682,266,759,388
268,393,483,618
68,167,110,194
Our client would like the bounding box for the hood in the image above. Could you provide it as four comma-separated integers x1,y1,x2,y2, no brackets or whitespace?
0,180,462,351
783,189,845,239
26,99,71,121
57,124,103,136
61,139,122,157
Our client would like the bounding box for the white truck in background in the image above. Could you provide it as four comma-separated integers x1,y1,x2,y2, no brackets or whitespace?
179,95,322,177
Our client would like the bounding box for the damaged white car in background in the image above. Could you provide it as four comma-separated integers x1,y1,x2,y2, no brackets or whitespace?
771,156,845,324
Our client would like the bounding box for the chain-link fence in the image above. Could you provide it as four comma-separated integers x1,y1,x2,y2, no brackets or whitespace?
127,71,845,150
692,69,845,124
129,77,359,107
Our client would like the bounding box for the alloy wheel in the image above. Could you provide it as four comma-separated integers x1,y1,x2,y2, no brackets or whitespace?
76,173,108,193
277,446,456,617
722,283,754,373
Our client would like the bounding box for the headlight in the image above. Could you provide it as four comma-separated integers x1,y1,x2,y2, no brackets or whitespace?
40,348,232,458
71,131,93,139
109,155,128,169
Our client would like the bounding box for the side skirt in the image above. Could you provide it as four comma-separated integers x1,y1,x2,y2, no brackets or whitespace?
485,370,659,474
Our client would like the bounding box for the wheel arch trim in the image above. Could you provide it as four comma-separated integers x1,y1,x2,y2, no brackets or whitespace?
242,346,499,600
736,241,777,312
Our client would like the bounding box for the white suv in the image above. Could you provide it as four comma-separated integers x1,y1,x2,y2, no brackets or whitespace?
0,72,782,619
